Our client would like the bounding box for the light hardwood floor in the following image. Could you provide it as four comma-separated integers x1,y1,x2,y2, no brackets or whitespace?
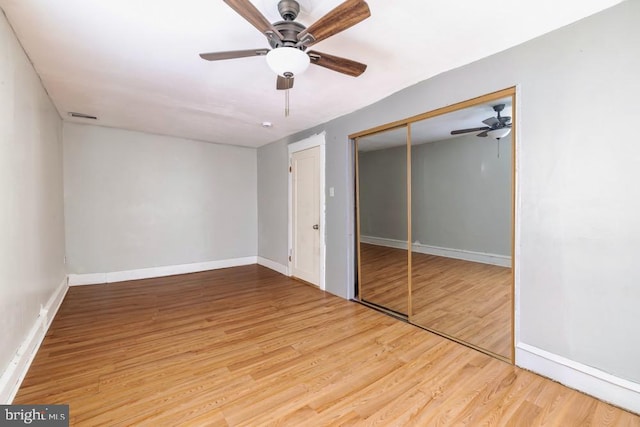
411,251,512,359
359,243,409,315
15,265,639,426
359,243,512,358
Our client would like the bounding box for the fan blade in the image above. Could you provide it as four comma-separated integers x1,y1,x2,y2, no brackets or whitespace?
499,116,511,124
223,0,283,40
482,117,499,126
450,126,490,135
477,130,490,137
297,0,370,46
308,50,367,77
277,75,294,90
199,49,269,61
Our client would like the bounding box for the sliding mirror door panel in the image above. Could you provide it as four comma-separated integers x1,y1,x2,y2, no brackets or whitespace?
357,126,409,315
410,97,514,359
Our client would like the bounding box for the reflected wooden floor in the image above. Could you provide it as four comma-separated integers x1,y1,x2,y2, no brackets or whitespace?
411,251,512,358
15,265,639,425
359,243,511,358
359,243,408,314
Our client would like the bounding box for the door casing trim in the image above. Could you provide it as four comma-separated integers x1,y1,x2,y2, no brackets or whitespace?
288,132,326,290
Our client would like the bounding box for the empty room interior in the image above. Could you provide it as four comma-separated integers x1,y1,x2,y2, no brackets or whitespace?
1,0,639,425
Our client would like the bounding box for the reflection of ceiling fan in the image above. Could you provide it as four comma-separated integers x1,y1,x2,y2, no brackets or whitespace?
451,104,512,139
200,0,370,90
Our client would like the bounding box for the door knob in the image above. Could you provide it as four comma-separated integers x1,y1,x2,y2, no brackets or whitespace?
313,224,319,230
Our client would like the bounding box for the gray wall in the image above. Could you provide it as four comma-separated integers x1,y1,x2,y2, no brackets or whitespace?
0,10,66,381
257,140,288,265
64,123,257,274
257,0,640,384
358,145,407,241
412,134,512,255
358,134,511,256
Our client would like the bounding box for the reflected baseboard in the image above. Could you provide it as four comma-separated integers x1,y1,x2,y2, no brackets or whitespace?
360,235,511,267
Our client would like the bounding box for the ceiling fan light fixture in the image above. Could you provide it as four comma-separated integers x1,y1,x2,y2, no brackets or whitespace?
266,47,310,76
486,127,511,140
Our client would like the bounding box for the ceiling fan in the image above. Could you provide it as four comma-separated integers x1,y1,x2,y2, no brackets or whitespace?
450,104,512,139
199,0,370,92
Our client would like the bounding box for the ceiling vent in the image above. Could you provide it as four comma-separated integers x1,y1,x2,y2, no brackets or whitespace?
68,112,97,120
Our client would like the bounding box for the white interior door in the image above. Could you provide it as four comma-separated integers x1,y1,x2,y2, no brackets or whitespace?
291,146,320,285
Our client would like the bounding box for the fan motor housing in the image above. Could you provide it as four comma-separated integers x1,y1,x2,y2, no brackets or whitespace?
270,21,307,49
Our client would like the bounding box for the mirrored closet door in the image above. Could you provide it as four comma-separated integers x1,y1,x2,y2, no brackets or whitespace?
357,126,409,315
410,97,514,360
354,88,515,361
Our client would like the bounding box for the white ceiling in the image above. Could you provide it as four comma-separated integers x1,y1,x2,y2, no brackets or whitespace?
358,96,513,151
0,0,622,148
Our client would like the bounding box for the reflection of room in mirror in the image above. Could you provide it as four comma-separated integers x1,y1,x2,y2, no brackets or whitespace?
410,103,513,359
359,243,408,315
410,133,512,256
410,97,512,149
357,126,409,315
411,253,512,357
354,91,515,361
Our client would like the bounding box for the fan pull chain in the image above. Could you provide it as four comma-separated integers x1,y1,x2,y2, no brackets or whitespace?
282,72,294,117
285,87,290,117
497,139,500,158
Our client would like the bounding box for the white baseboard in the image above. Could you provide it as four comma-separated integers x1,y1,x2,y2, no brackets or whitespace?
516,343,640,414
360,235,511,267
257,257,289,276
68,256,258,286
68,272,106,286
0,277,68,404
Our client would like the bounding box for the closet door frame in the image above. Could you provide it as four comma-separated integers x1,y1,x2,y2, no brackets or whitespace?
351,86,517,363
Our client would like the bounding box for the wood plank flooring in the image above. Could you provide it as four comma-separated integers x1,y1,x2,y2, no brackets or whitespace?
359,243,512,359
411,251,512,359
359,243,409,315
15,265,639,426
